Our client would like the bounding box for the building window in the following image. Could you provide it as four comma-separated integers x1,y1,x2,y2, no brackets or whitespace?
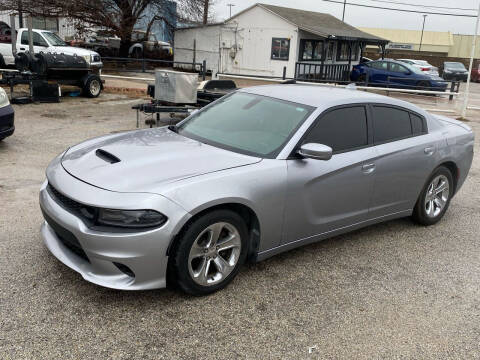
271,38,290,61
299,40,324,61
32,17,59,32
337,42,359,61
326,41,335,60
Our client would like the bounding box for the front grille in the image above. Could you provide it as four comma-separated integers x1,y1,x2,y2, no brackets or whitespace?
41,207,90,263
47,184,96,222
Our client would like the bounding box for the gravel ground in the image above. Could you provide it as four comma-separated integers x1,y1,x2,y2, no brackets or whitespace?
0,91,480,359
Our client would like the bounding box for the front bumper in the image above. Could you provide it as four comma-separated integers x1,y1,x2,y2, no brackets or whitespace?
39,161,191,290
0,104,14,139
443,72,468,81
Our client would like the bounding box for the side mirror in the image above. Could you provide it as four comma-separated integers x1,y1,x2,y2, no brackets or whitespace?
297,143,333,161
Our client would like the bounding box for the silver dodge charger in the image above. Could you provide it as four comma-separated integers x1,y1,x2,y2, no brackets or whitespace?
40,85,474,295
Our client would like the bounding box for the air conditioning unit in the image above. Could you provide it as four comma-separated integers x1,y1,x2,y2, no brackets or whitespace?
154,70,197,104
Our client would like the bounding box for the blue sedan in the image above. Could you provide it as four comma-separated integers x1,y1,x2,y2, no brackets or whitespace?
351,60,448,91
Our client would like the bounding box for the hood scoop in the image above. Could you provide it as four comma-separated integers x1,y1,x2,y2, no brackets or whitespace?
95,149,121,164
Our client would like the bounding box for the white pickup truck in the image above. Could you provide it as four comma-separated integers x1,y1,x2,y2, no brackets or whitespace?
0,28,102,70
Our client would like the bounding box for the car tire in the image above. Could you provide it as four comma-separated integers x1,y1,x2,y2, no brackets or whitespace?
412,166,454,226
169,209,249,296
357,74,366,84
417,80,430,91
83,75,102,98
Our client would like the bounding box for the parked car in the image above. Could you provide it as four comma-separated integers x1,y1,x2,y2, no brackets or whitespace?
0,28,102,71
351,60,448,91
39,85,474,295
471,64,480,82
442,62,468,81
0,87,14,141
129,30,173,59
397,59,439,76
360,56,373,63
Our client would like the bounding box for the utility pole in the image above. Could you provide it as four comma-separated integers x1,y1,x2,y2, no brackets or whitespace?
227,3,235,18
461,0,480,119
342,0,347,21
419,14,427,52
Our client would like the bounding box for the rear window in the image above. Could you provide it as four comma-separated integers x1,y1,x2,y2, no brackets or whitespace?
372,106,412,143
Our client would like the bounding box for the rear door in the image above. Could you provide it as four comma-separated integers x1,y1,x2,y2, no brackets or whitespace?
283,105,377,244
368,61,389,84
368,105,437,218
388,62,416,89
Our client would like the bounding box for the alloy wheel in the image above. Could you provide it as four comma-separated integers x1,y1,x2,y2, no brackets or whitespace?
188,222,242,286
90,80,101,96
425,174,450,218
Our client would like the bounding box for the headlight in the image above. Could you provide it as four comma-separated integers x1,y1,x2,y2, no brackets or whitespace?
83,55,91,64
0,87,10,108
444,69,451,73
90,54,97,63
97,209,167,228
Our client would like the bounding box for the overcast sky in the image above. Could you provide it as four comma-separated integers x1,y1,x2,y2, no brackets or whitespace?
212,0,480,35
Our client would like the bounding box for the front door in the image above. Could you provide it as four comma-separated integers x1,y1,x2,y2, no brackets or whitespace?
283,105,376,244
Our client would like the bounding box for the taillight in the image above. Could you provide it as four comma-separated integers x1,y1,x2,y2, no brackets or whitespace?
421,67,429,71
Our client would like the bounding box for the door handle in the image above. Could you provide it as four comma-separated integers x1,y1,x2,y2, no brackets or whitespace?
20,47,25,51
362,163,376,174
424,146,435,155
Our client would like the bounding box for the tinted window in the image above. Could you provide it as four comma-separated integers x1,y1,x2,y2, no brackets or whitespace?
410,113,424,135
372,106,412,143
305,106,368,152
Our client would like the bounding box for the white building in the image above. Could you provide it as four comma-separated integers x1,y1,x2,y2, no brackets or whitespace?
174,3,387,80
0,12,76,39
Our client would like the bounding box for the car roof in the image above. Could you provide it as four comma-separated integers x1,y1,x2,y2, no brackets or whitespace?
239,84,427,115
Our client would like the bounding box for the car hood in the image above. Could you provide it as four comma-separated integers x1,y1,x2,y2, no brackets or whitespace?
61,127,261,193
49,46,100,58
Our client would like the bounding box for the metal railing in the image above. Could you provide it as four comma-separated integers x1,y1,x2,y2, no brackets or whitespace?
355,74,461,100
295,62,351,82
101,57,207,80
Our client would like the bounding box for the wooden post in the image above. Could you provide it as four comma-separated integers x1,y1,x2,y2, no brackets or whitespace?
321,40,326,79
192,39,196,72
27,15,34,54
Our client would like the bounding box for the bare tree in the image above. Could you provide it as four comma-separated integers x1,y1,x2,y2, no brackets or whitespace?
0,0,216,55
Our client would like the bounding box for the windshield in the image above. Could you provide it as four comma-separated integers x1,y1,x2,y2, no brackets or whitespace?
445,62,466,70
178,92,314,158
42,32,67,46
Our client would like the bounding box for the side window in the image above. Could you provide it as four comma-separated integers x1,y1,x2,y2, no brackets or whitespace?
372,106,412,143
21,31,48,47
410,113,425,135
370,61,388,70
304,106,368,153
389,63,409,73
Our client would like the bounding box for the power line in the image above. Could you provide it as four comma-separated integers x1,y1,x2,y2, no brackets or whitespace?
365,0,477,12
322,0,478,17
